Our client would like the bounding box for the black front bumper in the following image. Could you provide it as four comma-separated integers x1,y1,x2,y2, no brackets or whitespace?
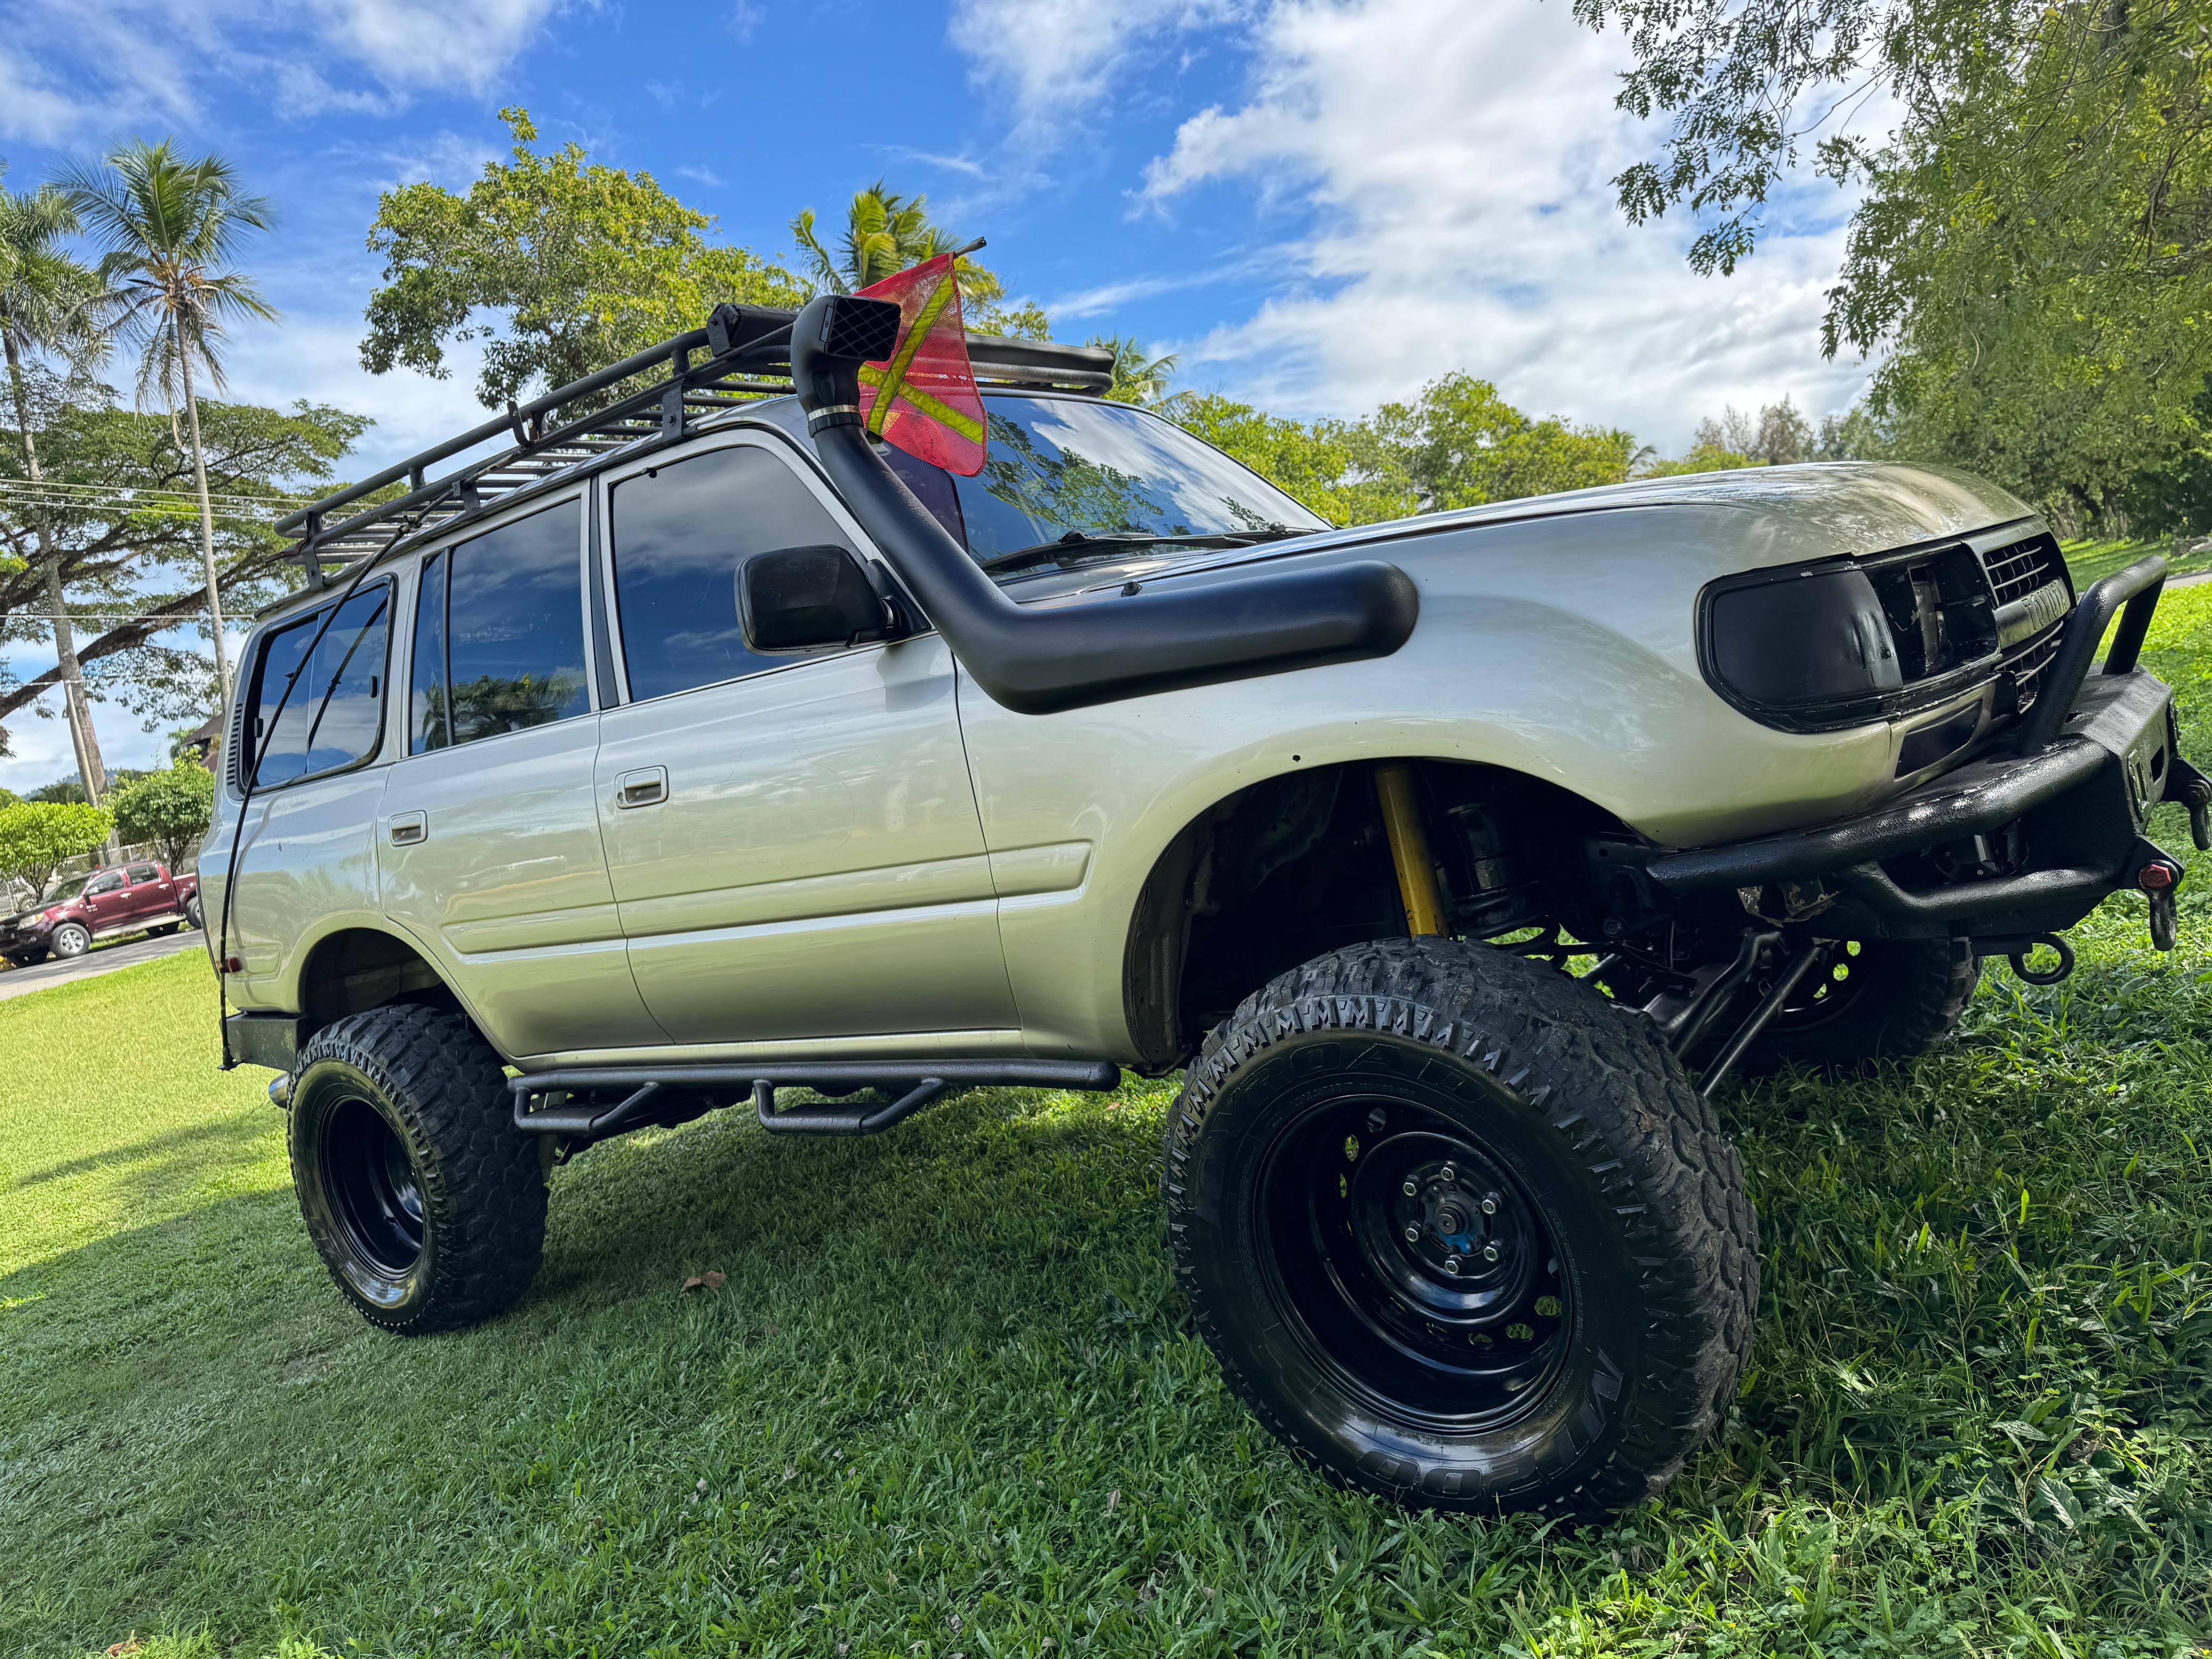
1651,555,2199,948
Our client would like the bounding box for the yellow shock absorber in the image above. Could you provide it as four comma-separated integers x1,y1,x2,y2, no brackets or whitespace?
1373,761,1447,937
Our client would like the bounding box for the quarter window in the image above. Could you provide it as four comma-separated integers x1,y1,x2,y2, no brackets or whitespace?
242,583,391,789
409,501,590,750
610,446,861,701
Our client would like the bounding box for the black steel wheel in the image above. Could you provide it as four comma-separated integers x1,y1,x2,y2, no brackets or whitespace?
1258,1095,1572,1431
1166,937,1757,1518
1735,937,1979,1076
289,1004,546,1334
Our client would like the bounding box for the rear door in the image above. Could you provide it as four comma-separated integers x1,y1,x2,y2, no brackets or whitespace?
125,862,176,923
592,432,1015,1046
378,495,662,1060
220,580,395,988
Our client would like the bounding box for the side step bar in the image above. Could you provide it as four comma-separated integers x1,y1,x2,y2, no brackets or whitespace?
510,1058,1120,1144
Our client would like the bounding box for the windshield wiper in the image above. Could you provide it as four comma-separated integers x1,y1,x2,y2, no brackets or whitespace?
976,525,1310,575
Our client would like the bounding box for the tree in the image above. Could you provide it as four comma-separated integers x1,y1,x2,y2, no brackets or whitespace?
1574,0,2212,526
1567,0,2025,275
1162,393,1409,526
364,108,806,410
1837,3,2212,527
62,139,279,693
1,166,115,806
1692,398,1812,466
1,381,367,727
789,180,1047,339
1092,336,1178,406
1354,373,1638,512
1639,441,1757,479
108,757,213,869
0,799,111,902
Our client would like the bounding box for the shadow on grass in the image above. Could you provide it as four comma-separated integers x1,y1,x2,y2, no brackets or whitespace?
6,1110,267,1195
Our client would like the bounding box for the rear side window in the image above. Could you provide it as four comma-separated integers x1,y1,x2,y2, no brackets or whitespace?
410,501,590,749
243,583,391,789
610,446,859,701
128,865,159,883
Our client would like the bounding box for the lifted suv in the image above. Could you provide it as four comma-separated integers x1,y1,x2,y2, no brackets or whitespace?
208,296,2200,1518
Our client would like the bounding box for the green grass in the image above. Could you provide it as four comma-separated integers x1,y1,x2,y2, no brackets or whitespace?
2064,534,2211,590
12,600,2212,1659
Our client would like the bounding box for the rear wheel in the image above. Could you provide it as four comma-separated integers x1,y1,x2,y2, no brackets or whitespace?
1736,938,1979,1076
183,894,203,930
288,1005,547,1334
1164,937,1757,1517
49,923,90,959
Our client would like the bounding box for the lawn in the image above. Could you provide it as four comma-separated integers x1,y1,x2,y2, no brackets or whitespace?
2065,535,2209,591
8,599,2212,1659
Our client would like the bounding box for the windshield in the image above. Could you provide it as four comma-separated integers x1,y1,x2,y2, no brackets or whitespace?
42,874,89,903
879,395,1328,572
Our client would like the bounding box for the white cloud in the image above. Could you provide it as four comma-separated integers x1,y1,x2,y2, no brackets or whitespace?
0,0,557,143
950,0,1247,140
1126,0,1873,449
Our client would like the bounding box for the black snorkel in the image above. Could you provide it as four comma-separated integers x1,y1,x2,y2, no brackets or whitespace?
786,294,1419,716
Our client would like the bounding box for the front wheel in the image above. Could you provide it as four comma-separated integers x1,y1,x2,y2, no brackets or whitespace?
49,923,90,959
1164,937,1757,1518
288,1005,547,1334
1734,937,1979,1076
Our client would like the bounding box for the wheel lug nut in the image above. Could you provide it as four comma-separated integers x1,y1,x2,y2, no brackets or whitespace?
1482,1242,1502,1263
1480,1192,1499,1216
1403,1224,1421,1243
1439,1163,1456,1183
1444,1256,1462,1275
1401,1179,1418,1197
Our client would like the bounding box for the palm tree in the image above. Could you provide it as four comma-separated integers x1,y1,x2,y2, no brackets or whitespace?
62,139,276,692
0,170,115,806
1090,335,1178,406
790,182,1001,307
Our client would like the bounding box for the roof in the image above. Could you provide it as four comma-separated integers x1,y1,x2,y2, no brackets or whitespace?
276,305,1115,594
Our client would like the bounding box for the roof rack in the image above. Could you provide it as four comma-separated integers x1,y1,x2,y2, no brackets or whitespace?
275,306,1116,591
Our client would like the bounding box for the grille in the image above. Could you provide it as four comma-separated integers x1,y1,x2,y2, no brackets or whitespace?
2004,626,2063,713
1978,532,2065,607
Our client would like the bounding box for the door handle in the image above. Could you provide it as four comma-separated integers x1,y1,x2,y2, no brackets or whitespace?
616,767,668,809
388,811,428,847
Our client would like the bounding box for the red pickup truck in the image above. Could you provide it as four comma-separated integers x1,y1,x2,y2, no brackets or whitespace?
0,860,202,966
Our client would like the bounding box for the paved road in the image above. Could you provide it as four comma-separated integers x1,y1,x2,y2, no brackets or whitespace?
0,929,207,1002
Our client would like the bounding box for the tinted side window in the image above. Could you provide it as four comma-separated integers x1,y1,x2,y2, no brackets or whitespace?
610,446,859,701
441,502,590,745
410,551,450,754
128,865,159,883
245,584,391,789
87,872,123,895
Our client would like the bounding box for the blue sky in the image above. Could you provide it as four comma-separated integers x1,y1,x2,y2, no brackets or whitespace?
0,0,1880,790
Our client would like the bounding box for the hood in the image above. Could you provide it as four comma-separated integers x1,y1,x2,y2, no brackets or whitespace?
1039,462,2038,601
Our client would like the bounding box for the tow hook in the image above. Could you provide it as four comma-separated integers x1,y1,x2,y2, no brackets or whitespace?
2138,853,2183,952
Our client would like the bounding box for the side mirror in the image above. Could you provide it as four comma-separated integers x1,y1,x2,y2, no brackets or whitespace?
737,544,900,652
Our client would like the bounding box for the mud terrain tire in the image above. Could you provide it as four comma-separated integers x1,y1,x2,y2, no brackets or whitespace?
289,1004,546,1334
1736,938,1979,1076
1163,937,1757,1517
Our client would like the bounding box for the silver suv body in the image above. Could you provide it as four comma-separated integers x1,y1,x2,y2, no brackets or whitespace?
211,299,2195,1519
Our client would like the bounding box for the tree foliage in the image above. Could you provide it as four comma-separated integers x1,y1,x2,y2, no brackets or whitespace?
108,758,213,869
362,108,807,408
0,799,111,901
0,371,366,725
1842,1,2212,527
1166,374,1638,526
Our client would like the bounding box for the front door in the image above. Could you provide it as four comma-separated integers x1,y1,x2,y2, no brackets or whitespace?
79,869,129,935
592,433,1015,1046
378,496,663,1060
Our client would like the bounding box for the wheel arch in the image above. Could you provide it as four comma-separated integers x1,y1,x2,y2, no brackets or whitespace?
295,923,472,1040
1120,756,1632,1069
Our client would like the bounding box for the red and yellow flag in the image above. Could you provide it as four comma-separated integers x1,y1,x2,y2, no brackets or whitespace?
855,252,988,477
